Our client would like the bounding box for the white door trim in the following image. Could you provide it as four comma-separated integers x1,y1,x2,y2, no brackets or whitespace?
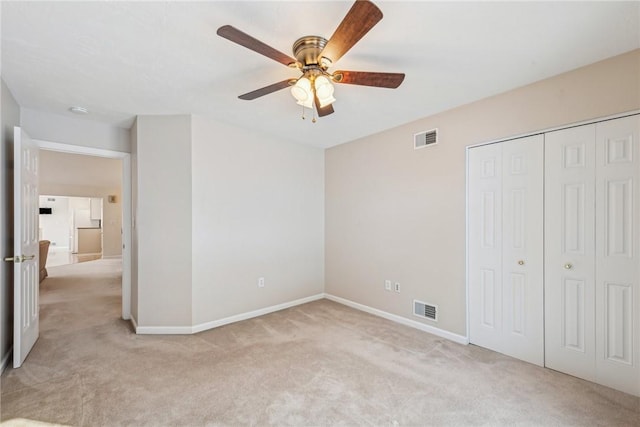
34,139,132,320
467,110,640,150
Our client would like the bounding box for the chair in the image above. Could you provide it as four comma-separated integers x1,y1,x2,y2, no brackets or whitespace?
39,240,50,282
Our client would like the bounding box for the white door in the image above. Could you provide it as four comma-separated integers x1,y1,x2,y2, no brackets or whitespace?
594,115,640,396
546,115,640,396
469,142,503,354
544,124,597,381
13,127,40,368
500,136,544,365
468,134,544,366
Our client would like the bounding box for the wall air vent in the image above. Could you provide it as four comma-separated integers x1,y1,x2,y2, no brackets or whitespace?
414,129,438,150
413,300,438,322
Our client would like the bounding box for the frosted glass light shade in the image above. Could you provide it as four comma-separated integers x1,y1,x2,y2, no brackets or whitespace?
297,98,313,109
291,77,312,102
314,75,336,107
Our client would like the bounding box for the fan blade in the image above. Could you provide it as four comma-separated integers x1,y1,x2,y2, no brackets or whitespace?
217,25,297,67
314,93,335,117
239,79,294,100
319,0,383,64
333,70,405,88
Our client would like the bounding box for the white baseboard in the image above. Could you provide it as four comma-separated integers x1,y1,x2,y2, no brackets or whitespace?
130,315,138,332
324,293,469,345
134,293,325,335
1,347,12,373
102,255,122,260
136,325,192,334
192,293,324,334
131,293,467,344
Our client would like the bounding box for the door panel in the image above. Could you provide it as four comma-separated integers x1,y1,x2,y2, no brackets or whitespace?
481,268,497,328
595,115,639,396
604,282,632,364
13,127,40,368
501,135,544,366
468,135,543,366
563,183,586,254
545,124,597,381
469,143,503,352
562,278,586,352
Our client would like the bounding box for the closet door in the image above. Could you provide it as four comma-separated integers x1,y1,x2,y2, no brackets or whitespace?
469,135,544,366
501,137,544,365
469,143,503,353
544,124,597,381
594,115,639,396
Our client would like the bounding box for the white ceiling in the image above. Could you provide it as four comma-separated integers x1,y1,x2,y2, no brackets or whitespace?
2,1,639,148
40,150,122,189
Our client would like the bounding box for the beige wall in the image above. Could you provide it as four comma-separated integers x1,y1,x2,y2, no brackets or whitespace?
132,114,324,329
37,184,123,257
134,115,192,327
325,49,640,336
0,79,20,368
191,116,324,325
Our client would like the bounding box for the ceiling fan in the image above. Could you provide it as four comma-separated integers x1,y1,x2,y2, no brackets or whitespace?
217,0,405,121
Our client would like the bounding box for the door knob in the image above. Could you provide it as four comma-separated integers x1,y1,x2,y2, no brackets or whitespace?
3,254,35,263
564,263,573,270
518,260,525,265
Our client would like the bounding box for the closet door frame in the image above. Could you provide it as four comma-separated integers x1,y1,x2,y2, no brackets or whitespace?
466,110,640,397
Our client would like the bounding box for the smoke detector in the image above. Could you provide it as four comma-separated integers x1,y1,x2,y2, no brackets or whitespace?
69,106,89,115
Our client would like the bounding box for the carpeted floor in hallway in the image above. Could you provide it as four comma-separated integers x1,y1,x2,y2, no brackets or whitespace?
1,258,639,426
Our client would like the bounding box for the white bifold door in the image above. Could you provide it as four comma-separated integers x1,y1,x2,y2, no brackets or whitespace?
468,134,544,366
545,115,640,396
469,114,640,396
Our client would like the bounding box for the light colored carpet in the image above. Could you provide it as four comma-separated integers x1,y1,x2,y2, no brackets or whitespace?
1,259,639,426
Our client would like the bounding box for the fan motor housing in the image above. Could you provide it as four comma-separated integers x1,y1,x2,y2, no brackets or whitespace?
292,36,330,68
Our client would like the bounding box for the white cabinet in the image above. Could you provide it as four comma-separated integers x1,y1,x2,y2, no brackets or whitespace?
468,114,640,396
468,135,544,366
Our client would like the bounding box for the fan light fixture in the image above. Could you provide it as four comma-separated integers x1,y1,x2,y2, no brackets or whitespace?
217,0,406,121
291,77,313,109
290,74,336,110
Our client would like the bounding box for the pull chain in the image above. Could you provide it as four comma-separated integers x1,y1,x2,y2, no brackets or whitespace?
299,105,318,123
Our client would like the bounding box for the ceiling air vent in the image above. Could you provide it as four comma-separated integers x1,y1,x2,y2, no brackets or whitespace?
413,300,438,322
414,128,438,150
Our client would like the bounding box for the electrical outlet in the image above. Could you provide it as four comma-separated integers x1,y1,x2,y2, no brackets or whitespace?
258,277,265,288
384,280,391,291
394,282,401,293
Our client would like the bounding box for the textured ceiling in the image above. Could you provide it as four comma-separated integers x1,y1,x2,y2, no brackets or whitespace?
2,1,639,148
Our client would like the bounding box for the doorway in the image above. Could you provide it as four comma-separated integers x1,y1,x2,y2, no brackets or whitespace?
40,195,106,268
35,139,132,321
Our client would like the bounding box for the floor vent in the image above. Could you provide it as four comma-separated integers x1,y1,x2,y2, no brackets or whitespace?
413,300,438,321
414,128,438,149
